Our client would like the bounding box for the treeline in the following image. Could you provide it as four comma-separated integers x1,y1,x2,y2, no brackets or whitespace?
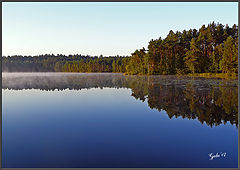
2,22,238,75
126,22,238,75
2,54,129,73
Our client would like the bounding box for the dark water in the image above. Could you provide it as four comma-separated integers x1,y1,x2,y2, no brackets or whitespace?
2,73,238,168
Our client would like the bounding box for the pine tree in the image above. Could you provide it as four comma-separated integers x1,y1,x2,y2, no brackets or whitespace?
184,38,200,73
220,36,235,74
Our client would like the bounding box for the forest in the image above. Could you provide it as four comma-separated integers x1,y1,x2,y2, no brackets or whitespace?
2,22,238,76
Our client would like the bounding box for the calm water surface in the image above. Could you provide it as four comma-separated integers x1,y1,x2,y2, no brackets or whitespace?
2,73,238,168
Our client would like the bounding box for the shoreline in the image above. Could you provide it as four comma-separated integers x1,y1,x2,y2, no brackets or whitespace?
184,73,238,80
2,72,238,80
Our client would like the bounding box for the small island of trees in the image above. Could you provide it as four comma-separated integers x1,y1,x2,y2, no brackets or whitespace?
2,22,238,78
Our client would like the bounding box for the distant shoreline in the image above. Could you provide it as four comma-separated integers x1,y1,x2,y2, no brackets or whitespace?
2,72,238,80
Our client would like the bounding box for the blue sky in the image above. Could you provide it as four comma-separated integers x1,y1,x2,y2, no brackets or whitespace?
2,2,238,56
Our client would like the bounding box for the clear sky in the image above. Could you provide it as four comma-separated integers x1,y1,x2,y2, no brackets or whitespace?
2,2,238,57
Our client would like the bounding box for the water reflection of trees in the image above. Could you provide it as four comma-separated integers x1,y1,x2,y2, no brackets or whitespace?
2,73,238,127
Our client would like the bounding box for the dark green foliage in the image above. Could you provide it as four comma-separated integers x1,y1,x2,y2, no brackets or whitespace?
219,36,238,74
126,22,238,75
2,54,129,73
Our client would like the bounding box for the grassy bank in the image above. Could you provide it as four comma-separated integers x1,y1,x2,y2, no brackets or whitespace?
124,72,238,80
185,73,238,79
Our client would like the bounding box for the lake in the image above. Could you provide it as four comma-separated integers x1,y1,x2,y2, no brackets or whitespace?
2,73,238,168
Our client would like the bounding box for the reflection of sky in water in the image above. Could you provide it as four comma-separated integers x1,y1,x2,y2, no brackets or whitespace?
3,88,133,108
2,87,238,168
